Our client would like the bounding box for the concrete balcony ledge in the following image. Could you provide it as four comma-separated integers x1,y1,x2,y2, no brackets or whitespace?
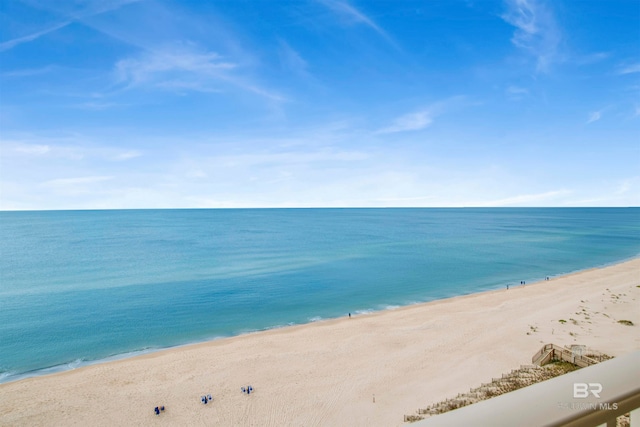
413,351,640,427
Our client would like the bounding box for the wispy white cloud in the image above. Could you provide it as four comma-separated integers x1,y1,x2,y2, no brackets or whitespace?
4,140,84,159
319,0,382,32
586,111,602,124
586,106,611,124
153,81,222,94
0,21,71,52
0,65,58,78
573,52,610,66
565,178,639,206
3,1,286,105
506,85,529,100
617,63,640,75
317,0,397,47
501,0,561,72
12,143,52,155
231,81,287,102
507,85,528,95
3,137,141,162
115,45,236,88
112,150,142,161
113,44,285,101
377,110,433,134
0,0,143,52
74,101,125,110
376,97,468,134
614,179,632,196
25,0,143,17
277,40,309,77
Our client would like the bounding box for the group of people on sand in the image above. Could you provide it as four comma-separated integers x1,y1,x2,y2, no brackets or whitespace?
507,281,526,290
507,276,551,290
154,385,254,415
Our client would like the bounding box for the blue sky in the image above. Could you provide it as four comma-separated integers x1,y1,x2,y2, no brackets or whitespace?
1,0,638,209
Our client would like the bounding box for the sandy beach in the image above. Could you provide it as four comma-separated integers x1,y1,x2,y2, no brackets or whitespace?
1,258,638,426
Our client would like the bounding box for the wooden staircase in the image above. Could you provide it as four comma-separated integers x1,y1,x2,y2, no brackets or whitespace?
531,343,608,367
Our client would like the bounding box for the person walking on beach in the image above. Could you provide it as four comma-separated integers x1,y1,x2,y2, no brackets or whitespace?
349,313,351,318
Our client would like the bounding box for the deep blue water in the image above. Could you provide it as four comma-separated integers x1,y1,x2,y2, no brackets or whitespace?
1,208,638,383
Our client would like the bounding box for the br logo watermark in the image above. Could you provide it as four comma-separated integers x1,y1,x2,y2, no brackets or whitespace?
557,383,619,411
573,383,602,398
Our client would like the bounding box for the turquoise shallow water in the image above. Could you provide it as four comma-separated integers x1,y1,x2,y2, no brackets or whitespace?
0,208,638,383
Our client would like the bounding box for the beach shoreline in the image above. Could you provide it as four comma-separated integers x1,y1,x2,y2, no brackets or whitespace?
3,255,637,386
1,257,639,426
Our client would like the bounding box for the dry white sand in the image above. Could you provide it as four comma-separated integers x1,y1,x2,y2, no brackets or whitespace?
1,259,638,426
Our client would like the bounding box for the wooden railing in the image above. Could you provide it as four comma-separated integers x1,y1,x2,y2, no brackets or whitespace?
532,343,602,368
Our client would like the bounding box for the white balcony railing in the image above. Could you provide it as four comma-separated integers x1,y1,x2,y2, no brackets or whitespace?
412,351,640,427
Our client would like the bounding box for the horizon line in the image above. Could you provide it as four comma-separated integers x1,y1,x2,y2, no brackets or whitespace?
1,206,638,213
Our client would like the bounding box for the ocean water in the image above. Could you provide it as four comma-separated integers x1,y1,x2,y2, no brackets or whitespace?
1,208,639,383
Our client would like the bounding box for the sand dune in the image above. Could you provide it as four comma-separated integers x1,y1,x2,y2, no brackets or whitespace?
1,259,639,426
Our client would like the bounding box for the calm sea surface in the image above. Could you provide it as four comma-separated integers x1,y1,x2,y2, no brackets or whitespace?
1,208,638,382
